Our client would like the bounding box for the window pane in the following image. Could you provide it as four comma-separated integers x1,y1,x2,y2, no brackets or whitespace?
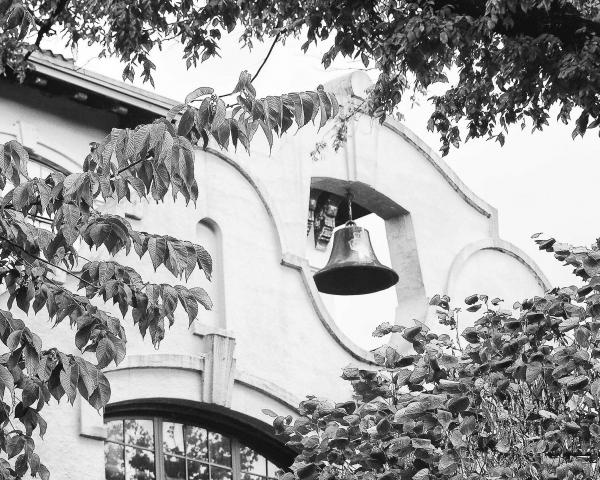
239,446,266,476
188,461,208,480
125,419,154,449
164,455,186,480
106,420,124,443
208,432,231,466
125,446,155,480
267,462,279,478
241,474,261,480
185,426,208,460
210,466,232,480
105,443,125,480
163,422,185,456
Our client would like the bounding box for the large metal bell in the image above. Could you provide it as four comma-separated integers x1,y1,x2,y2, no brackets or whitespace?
313,222,399,295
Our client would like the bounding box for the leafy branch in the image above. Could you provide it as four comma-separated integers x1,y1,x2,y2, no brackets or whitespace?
22,0,71,62
0,73,339,479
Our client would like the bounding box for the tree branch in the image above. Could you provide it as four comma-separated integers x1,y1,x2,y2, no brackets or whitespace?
251,31,281,83
219,31,282,99
0,234,95,288
435,0,600,44
23,0,71,62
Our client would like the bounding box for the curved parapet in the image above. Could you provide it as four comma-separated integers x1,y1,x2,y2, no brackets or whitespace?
323,71,498,234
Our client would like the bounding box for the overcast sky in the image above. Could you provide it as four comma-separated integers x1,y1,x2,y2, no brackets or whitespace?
42,31,599,349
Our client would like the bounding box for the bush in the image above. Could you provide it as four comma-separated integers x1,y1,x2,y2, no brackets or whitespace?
266,235,600,479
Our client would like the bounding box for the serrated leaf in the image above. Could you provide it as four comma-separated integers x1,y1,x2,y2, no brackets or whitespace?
0,365,14,398
166,104,187,122
185,87,215,104
177,108,195,136
148,236,167,271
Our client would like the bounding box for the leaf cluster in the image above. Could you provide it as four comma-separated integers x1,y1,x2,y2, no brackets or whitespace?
3,1,600,154
267,235,600,480
0,75,338,478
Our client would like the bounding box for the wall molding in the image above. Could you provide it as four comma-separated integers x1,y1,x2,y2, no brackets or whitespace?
235,370,302,413
104,353,205,373
282,253,376,365
0,124,81,173
444,237,552,296
204,147,290,257
81,353,305,440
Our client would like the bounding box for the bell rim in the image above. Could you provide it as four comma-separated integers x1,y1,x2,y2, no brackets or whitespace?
313,263,399,296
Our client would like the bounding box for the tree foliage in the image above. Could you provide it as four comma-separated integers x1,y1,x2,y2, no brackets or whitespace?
266,235,600,479
0,73,338,479
2,0,600,154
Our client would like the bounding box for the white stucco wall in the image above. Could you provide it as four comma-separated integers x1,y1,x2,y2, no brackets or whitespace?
0,66,549,479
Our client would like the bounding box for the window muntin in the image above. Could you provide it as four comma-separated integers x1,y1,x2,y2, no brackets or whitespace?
105,418,156,480
105,418,280,480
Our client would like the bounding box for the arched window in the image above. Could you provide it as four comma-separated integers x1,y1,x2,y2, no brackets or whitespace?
104,417,280,480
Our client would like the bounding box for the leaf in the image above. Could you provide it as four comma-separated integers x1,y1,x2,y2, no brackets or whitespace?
6,329,23,351
438,353,459,369
177,108,195,136
376,417,391,435
148,236,167,271
0,365,15,399
459,415,476,435
6,434,24,459
212,98,227,129
526,361,543,383
411,438,433,450
190,287,212,310
412,469,429,480
185,87,214,104
38,463,50,480
438,452,457,474
464,294,479,305
262,408,278,418
6,139,28,179
166,103,187,122
446,396,470,414
233,70,253,95
96,337,115,369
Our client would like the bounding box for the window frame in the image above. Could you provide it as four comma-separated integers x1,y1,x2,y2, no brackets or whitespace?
104,416,281,480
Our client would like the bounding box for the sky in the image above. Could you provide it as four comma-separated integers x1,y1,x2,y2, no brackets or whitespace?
41,30,599,349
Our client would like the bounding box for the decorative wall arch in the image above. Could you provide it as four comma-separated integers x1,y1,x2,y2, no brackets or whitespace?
445,238,551,296
195,217,227,332
0,123,81,173
205,147,290,257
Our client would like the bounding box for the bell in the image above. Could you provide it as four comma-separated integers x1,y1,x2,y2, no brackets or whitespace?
314,221,399,295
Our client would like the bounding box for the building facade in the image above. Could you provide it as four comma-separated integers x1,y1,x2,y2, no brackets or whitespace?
0,53,549,480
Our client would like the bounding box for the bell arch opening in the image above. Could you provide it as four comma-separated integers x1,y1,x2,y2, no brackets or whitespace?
305,179,426,351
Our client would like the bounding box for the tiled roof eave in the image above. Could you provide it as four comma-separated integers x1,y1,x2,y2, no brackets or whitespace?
29,51,177,116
